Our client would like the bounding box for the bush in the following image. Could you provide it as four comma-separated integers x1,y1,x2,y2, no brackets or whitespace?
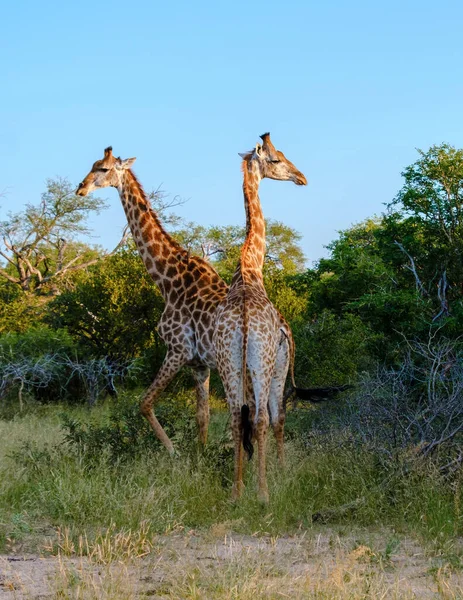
0,328,138,409
0,326,77,360
292,310,376,387
61,391,199,462
343,337,463,468
0,327,78,409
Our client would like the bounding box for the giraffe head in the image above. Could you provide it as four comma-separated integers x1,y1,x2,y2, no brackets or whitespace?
239,133,307,186
76,147,136,196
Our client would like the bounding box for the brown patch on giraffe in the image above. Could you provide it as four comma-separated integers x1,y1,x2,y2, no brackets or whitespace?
140,213,149,228
169,289,178,303
155,258,166,275
183,272,194,288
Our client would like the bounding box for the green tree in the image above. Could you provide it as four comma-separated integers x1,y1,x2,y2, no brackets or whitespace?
292,310,374,387
383,143,463,318
173,219,306,283
0,282,47,334
0,178,113,295
297,219,430,361
47,242,165,363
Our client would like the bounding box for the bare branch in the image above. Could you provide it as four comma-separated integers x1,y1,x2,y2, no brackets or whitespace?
394,240,428,296
432,270,450,322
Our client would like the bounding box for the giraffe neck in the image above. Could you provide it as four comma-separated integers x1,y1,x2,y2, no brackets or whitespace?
117,170,187,300
239,159,265,283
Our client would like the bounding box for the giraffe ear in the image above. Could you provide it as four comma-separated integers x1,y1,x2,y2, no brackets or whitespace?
254,144,263,157
118,157,137,170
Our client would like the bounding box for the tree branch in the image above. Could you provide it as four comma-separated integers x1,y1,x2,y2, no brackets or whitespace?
394,240,428,296
0,267,20,285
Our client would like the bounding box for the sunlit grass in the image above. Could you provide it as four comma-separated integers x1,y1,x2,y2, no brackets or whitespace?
0,399,461,557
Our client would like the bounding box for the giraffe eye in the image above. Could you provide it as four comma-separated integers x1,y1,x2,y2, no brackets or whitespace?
99,168,109,172
269,159,280,164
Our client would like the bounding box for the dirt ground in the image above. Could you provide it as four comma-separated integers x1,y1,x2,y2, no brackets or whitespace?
0,529,462,599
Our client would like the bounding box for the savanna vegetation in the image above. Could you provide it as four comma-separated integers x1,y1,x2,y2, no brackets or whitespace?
1,144,463,598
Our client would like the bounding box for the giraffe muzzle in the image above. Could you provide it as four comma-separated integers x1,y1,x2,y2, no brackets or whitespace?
75,182,87,196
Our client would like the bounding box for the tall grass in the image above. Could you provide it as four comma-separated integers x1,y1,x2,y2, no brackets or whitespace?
0,397,461,555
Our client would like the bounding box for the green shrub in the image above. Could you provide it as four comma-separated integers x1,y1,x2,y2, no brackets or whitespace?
292,310,376,386
0,326,77,360
61,391,198,462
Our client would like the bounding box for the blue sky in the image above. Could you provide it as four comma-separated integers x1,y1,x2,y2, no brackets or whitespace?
2,0,463,264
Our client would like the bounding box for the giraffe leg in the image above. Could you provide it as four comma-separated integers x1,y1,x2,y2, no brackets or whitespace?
272,413,285,467
140,351,187,455
256,413,269,504
231,409,244,501
269,335,290,467
247,335,276,503
192,366,210,446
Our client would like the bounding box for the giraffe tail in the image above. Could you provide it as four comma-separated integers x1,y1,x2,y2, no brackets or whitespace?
240,273,254,459
293,384,353,402
241,404,254,460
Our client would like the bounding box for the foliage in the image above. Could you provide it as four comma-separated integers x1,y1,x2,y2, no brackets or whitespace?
292,310,375,387
304,183,463,361
173,219,306,282
0,178,109,294
47,242,165,363
263,268,308,322
0,326,77,360
383,143,463,320
61,392,197,461
0,281,47,333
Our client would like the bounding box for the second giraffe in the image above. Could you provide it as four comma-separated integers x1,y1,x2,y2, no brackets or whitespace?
214,133,307,503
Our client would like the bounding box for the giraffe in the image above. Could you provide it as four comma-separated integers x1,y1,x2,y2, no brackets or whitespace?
76,146,333,457
213,133,307,502
76,147,229,454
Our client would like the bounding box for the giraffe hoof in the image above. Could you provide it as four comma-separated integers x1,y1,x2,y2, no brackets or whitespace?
231,482,245,502
198,438,208,451
258,490,269,505
166,445,179,458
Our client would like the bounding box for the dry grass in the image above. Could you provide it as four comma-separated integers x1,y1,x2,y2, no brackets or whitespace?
44,521,156,564
1,530,462,599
